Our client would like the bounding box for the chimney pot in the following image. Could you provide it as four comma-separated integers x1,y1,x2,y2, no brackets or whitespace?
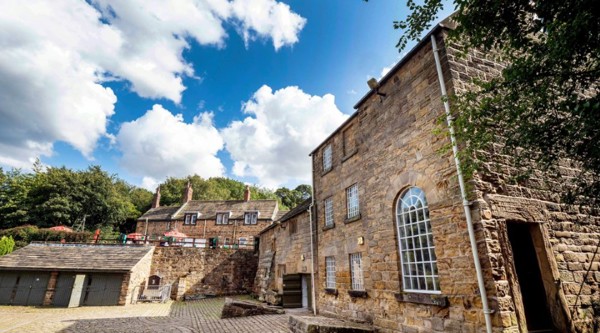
244,185,251,201
151,186,161,209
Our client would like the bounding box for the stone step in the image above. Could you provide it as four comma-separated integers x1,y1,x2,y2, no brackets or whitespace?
289,315,374,333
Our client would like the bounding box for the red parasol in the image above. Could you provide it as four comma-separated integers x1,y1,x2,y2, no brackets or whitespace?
127,232,146,240
49,225,73,233
163,230,187,239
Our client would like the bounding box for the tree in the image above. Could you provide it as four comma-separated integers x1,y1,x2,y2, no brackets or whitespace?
388,0,599,210
275,185,312,210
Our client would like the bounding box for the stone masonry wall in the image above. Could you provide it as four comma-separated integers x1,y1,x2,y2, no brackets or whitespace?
255,210,313,300
124,247,155,305
446,39,600,333
311,30,497,333
150,247,258,299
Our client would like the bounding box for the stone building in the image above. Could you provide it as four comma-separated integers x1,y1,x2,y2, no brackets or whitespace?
255,19,599,333
137,183,284,248
254,199,313,308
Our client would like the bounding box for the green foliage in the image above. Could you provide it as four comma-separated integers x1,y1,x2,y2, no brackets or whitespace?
388,0,599,211
0,164,153,232
156,175,290,207
0,225,92,249
275,185,312,210
0,236,15,256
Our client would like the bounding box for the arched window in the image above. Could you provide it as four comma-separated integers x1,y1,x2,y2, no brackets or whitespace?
396,187,440,293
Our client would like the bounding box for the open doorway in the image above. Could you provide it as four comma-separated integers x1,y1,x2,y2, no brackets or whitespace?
506,222,557,332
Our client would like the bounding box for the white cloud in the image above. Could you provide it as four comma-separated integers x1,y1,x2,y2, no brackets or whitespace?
0,0,305,169
117,105,225,188
222,85,348,188
230,0,306,50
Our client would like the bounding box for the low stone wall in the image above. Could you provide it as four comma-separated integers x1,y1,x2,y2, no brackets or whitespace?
150,247,258,299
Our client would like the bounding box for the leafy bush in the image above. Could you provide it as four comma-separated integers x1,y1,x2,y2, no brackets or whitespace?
0,236,15,256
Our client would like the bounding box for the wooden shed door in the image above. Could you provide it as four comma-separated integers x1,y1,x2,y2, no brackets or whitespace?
80,274,123,306
52,273,76,307
1,272,50,306
282,274,302,308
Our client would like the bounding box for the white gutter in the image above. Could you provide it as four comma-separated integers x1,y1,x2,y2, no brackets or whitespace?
309,159,317,315
430,34,493,333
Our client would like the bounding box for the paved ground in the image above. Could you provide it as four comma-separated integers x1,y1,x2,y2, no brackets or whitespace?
0,296,310,333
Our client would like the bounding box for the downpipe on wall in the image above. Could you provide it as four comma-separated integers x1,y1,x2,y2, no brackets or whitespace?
430,34,493,333
309,158,317,315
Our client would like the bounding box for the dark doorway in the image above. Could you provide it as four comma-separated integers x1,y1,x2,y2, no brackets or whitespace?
507,223,555,332
282,274,302,308
53,273,76,307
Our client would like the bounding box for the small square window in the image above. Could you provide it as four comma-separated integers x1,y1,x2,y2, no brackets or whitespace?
350,253,364,291
323,144,332,172
346,184,359,219
244,212,258,225
324,197,334,227
216,212,230,225
184,213,197,225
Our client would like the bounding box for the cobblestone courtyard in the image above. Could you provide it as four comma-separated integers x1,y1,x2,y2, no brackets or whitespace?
0,297,305,333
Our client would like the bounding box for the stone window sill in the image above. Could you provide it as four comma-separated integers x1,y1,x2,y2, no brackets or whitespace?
348,290,367,298
344,214,361,224
321,167,332,177
324,288,338,296
341,149,358,163
323,224,335,231
394,292,448,307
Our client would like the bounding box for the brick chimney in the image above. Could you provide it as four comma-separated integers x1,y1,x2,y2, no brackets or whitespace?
244,185,251,201
151,186,161,209
182,181,193,203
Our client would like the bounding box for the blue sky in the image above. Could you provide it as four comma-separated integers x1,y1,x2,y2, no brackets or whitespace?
0,0,453,190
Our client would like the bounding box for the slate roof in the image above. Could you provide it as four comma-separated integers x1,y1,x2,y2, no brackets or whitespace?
0,243,154,273
140,199,280,221
260,198,311,234
138,206,180,221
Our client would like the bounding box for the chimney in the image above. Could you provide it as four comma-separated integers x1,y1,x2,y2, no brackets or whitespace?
151,186,161,209
244,185,251,201
182,181,193,203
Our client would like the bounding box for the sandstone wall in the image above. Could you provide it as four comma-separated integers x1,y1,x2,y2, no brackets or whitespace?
446,40,600,333
124,247,155,305
150,247,258,299
311,31,495,332
255,210,313,300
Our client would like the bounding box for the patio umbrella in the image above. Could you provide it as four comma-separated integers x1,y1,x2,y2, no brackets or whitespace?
127,232,145,240
164,230,187,239
49,225,73,233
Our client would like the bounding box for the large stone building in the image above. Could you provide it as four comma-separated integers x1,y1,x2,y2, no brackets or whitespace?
137,183,284,248
256,19,600,333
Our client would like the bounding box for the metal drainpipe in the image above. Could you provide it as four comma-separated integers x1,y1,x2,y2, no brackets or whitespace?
430,34,493,333
309,157,317,315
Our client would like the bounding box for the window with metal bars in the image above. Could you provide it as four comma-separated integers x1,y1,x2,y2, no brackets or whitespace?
324,197,334,227
325,256,336,289
349,253,364,291
346,184,359,219
323,144,332,172
396,187,440,293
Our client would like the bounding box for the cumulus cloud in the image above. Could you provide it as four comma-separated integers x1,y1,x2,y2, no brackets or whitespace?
222,85,348,188
117,105,225,189
0,0,305,169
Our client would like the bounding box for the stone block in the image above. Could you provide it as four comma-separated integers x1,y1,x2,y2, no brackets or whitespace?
220,298,285,319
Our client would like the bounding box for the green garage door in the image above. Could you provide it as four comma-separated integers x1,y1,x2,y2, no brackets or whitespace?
0,271,50,306
52,273,76,307
80,274,123,306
